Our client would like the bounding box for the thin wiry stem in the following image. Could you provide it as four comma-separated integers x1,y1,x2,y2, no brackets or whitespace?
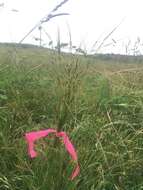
19,0,70,43
51,0,69,13
96,17,126,53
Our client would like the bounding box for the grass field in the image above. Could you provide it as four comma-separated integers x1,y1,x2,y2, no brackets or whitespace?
0,43,143,190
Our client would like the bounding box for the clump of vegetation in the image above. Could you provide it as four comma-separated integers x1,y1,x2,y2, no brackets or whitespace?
0,44,143,190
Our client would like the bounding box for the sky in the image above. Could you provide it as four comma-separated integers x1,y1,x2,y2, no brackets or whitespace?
0,0,143,54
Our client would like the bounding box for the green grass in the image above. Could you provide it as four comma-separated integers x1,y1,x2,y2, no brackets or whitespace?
0,43,143,190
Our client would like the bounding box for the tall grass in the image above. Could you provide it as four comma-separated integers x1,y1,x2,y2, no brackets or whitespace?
0,45,143,189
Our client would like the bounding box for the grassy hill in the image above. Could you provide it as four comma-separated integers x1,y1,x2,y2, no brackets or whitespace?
0,43,143,190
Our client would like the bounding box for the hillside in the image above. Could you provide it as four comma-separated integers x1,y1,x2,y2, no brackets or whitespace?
1,42,143,64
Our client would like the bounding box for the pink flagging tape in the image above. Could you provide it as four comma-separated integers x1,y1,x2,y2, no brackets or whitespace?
25,129,80,180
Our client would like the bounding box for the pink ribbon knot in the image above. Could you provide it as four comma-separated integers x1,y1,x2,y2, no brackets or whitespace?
25,129,80,180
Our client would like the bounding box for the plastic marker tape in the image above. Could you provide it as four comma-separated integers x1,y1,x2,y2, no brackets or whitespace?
25,129,80,180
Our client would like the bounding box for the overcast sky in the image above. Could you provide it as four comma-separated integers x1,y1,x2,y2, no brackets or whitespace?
0,0,143,54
